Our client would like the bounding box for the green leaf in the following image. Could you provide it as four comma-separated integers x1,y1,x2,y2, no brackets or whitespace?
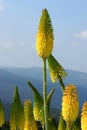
47,88,55,115
28,81,55,125
58,113,66,130
28,81,43,122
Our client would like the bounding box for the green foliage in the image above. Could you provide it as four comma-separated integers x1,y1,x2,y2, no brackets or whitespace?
28,81,44,122
28,81,55,125
72,118,81,130
0,122,10,130
47,87,55,115
58,113,66,130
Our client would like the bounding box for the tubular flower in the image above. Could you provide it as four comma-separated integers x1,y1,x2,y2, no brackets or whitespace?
81,102,87,130
0,100,4,127
62,84,79,127
36,8,54,58
24,100,37,130
47,55,67,83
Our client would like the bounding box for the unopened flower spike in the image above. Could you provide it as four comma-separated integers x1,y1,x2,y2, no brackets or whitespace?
36,8,54,58
10,86,24,130
47,55,67,82
47,55,67,91
62,84,79,129
24,100,37,130
81,101,87,130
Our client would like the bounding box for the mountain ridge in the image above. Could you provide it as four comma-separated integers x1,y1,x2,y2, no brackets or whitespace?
0,67,87,121
0,67,87,107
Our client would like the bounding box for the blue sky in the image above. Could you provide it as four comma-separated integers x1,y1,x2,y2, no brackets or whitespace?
0,0,87,72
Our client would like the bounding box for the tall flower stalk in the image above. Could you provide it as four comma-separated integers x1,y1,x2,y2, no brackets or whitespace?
43,58,48,130
36,8,54,130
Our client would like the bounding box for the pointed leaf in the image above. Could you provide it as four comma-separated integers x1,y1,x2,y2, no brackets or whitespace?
47,88,55,115
28,81,43,121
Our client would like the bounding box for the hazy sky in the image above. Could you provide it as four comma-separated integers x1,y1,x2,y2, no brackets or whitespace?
0,0,87,72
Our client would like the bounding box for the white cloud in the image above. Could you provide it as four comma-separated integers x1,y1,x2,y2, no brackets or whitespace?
0,3,4,12
72,42,79,46
74,30,87,39
3,41,13,49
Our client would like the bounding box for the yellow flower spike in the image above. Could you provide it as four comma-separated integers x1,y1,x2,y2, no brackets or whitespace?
81,101,87,130
36,8,54,58
24,100,38,130
62,84,79,128
0,100,4,127
10,86,24,130
47,55,67,83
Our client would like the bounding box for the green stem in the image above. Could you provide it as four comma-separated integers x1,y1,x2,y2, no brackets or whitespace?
66,128,72,130
58,75,65,92
66,122,72,130
43,58,49,130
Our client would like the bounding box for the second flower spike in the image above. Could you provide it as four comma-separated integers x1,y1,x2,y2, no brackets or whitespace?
62,84,79,128
47,55,67,83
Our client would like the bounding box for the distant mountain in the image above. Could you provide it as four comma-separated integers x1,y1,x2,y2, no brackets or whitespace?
0,67,87,120
3,67,87,87
0,68,42,103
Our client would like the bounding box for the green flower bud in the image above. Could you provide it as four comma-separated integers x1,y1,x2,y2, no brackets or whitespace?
47,55,67,82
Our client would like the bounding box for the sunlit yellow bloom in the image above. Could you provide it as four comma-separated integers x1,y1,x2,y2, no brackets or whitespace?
36,8,54,58
81,102,87,130
24,100,37,130
62,84,79,127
